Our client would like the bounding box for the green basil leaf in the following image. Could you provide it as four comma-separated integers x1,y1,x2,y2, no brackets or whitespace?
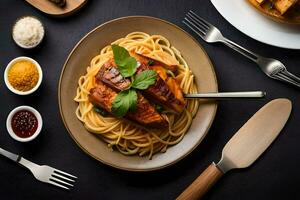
112,89,137,117
93,106,108,117
128,89,137,112
112,44,130,65
117,57,137,77
112,91,130,118
154,104,164,113
148,59,155,66
132,70,157,90
112,44,137,77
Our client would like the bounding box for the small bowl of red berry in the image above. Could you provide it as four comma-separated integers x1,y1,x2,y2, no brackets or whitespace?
6,106,43,142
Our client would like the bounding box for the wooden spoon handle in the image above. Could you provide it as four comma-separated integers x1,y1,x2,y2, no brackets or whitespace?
177,163,223,200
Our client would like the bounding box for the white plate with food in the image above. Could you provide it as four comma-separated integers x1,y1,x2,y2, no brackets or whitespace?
59,16,218,171
211,0,300,49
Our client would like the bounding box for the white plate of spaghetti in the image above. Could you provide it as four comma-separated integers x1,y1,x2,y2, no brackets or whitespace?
59,16,218,171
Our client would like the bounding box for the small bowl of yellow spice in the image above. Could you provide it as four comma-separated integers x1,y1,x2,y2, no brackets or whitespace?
4,56,42,95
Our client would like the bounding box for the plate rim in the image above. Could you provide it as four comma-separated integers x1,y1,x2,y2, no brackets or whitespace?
58,16,218,172
211,0,300,50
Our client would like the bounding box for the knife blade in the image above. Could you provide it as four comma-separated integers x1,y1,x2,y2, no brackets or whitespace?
177,98,292,200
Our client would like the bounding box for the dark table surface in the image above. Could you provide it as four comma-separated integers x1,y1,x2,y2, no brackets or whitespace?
0,0,299,199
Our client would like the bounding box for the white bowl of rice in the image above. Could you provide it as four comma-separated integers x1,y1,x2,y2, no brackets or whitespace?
12,16,45,49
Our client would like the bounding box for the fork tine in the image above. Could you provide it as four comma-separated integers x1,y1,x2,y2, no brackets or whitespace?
273,73,300,88
183,18,206,37
277,71,300,85
54,169,77,179
48,180,70,190
50,177,74,187
182,20,206,39
189,10,212,28
186,12,209,31
282,70,300,82
52,172,76,182
278,77,300,88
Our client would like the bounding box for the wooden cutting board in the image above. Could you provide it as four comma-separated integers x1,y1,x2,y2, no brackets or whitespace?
25,0,88,17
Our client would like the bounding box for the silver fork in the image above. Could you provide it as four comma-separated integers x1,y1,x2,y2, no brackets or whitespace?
0,147,77,190
183,10,300,88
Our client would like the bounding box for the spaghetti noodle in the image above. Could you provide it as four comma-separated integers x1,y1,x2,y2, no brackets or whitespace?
74,32,199,158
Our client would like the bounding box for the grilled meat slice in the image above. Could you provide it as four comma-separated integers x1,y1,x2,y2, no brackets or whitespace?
131,52,185,112
89,82,168,128
127,93,168,128
145,77,185,113
136,64,185,113
133,52,179,72
89,82,117,112
96,59,131,91
95,54,186,113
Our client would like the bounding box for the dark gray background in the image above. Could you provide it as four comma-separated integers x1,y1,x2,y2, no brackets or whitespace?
0,0,299,199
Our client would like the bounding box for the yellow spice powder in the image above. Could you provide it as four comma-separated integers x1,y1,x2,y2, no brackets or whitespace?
8,60,39,91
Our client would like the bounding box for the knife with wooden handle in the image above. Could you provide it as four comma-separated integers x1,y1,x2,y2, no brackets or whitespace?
177,98,292,200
